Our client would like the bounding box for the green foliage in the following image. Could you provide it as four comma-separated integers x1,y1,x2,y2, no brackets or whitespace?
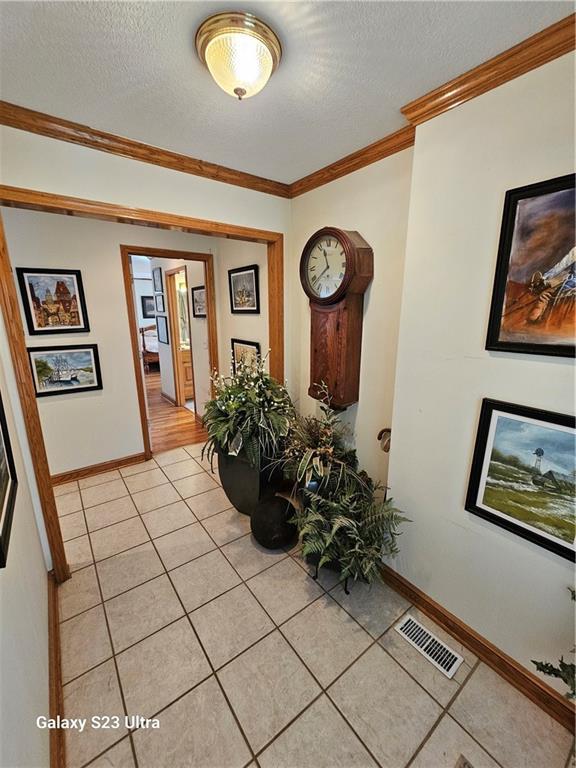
34,359,53,382
291,483,408,584
282,384,409,586
532,587,576,700
202,356,294,469
272,383,363,494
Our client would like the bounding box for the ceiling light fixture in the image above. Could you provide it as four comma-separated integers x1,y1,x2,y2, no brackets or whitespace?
195,11,282,100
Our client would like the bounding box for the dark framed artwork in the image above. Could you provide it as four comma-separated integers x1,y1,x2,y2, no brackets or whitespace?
16,268,90,335
0,390,18,568
231,338,261,374
28,344,103,397
466,398,575,561
228,264,260,314
141,295,155,319
486,174,575,358
156,315,169,345
191,286,206,318
152,267,164,294
154,294,165,313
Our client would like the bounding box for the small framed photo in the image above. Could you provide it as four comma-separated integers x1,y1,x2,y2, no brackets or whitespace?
152,267,163,294
16,268,90,335
486,174,575,358
466,398,575,561
28,345,103,398
154,294,165,313
156,315,169,345
0,390,18,568
141,295,155,319
228,265,260,314
231,338,261,374
191,286,206,318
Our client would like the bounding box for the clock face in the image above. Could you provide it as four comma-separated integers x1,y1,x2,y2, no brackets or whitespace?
305,235,347,299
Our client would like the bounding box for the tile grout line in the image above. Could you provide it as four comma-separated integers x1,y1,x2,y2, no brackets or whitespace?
59,449,511,768
138,497,261,768
73,481,141,768
65,462,405,767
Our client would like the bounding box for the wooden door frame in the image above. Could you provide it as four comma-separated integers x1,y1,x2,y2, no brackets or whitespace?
121,246,221,458
0,215,70,582
165,266,190,408
0,185,283,581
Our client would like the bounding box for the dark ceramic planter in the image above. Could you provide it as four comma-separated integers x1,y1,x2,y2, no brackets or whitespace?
216,445,282,517
251,495,298,550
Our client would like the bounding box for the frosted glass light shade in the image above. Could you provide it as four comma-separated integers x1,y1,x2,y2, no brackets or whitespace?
196,12,282,100
205,33,273,99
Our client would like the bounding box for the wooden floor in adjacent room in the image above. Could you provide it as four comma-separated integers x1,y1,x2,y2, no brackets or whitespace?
145,369,207,453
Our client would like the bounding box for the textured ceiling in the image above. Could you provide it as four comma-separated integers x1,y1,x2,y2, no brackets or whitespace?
0,1,571,182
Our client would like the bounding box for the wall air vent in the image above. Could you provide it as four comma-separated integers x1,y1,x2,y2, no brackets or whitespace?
394,615,464,679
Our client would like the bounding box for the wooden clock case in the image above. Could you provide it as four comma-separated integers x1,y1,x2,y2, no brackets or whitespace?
299,227,373,409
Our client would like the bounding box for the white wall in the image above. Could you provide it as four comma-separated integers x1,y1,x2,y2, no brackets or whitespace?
3,211,269,474
0,127,293,388
388,53,575,683
0,315,49,768
3,211,272,472
290,149,414,481
214,240,269,375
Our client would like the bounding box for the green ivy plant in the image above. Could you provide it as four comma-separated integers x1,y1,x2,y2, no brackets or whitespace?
202,356,294,469
532,588,576,700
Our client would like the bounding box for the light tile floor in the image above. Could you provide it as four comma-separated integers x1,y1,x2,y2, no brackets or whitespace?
56,442,575,768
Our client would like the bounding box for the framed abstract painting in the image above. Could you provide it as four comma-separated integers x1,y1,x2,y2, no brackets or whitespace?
228,265,260,314
16,268,90,335
231,338,261,373
466,398,575,561
156,315,169,345
141,295,155,319
191,286,207,318
486,174,575,357
152,267,164,294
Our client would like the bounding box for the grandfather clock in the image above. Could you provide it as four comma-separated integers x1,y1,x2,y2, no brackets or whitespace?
299,227,373,409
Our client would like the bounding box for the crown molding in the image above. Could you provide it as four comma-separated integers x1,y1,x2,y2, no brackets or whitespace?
1,15,573,198
401,13,575,126
288,125,416,197
0,101,291,198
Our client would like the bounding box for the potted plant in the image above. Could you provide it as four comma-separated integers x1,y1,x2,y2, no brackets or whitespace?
292,481,407,592
202,357,294,516
277,385,408,590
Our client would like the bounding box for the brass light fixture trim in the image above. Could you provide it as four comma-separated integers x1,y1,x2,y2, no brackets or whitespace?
195,11,282,100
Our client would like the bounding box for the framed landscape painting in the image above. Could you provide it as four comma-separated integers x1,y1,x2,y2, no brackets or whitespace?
28,345,103,397
141,295,155,319
228,265,260,314
16,268,90,335
466,399,575,561
486,174,575,357
0,390,18,568
231,338,261,373
191,285,206,318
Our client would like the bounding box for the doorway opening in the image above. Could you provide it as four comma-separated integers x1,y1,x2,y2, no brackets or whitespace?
122,246,219,455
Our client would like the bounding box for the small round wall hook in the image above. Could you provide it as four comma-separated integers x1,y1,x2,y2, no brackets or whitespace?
377,428,391,453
